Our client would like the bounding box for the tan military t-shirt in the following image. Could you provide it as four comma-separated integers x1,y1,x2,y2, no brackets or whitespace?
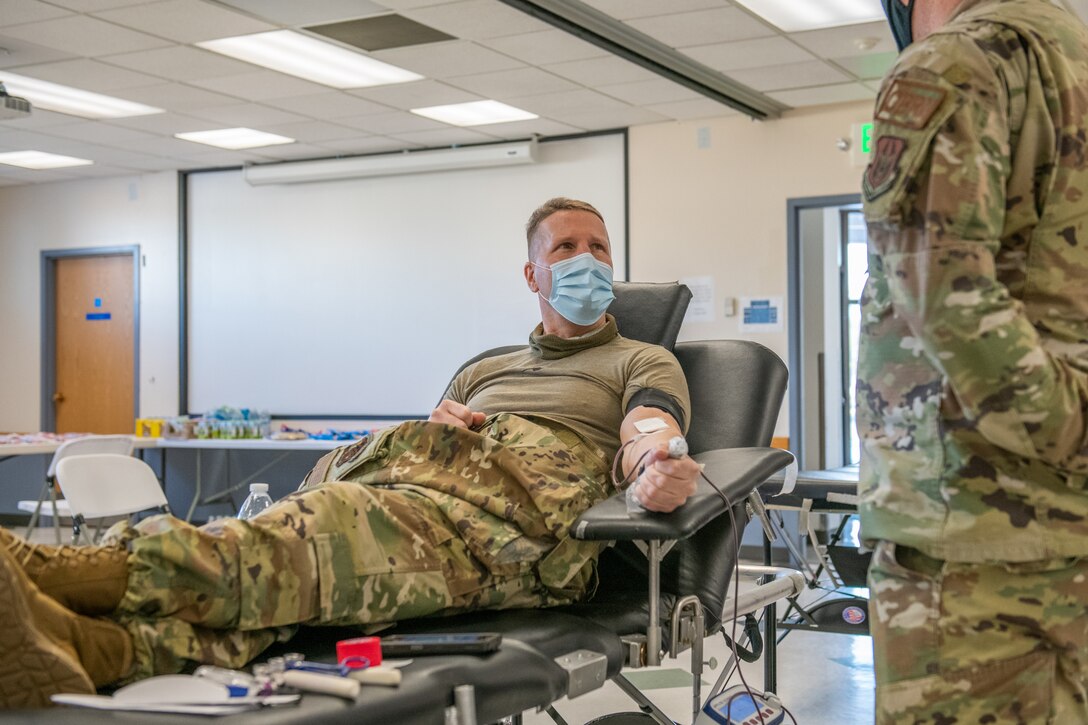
445,315,690,467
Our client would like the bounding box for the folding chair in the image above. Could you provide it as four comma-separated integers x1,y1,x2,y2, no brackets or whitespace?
54,454,171,545
17,435,135,545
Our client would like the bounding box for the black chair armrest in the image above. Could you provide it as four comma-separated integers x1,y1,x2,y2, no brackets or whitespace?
571,447,795,542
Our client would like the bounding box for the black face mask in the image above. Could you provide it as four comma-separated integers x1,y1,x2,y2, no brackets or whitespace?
881,0,916,52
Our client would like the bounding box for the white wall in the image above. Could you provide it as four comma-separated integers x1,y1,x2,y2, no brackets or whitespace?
627,100,872,437
0,171,179,431
0,100,874,436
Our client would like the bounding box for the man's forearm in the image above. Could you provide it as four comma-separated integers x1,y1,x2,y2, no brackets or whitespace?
618,406,683,489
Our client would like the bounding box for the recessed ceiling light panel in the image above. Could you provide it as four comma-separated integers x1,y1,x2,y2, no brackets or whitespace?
197,30,423,89
0,72,163,119
175,128,296,150
411,100,538,127
0,151,94,169
733,0,885,32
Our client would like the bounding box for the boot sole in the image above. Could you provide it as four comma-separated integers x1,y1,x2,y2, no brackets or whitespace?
0,552,94,708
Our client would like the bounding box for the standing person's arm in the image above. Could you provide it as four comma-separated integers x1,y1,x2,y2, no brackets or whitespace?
866,36,1088,475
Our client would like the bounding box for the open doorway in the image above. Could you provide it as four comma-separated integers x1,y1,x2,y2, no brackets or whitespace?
787,195,866,471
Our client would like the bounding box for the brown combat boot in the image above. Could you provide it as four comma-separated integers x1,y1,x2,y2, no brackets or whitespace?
0,546,93,707
0,546,133,705
1,526,129,615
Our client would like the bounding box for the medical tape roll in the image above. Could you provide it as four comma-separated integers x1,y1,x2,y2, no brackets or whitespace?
337,636,382,666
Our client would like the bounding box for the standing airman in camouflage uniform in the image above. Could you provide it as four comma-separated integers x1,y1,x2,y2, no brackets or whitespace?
860,1,1088,722
0,198,701,705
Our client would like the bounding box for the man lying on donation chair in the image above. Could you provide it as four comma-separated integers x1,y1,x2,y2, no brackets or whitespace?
0,197,702,707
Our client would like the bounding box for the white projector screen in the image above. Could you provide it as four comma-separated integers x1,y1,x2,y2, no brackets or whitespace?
186,133,627,417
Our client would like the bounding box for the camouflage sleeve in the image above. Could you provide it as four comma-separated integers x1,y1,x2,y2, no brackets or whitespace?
865,33,1088,474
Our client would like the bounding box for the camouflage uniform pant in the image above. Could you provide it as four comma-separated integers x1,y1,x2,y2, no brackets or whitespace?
105,415,610,680
869,541,1088,724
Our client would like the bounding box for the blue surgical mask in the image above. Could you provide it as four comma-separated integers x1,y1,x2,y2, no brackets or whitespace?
881,0,915,52
533,253,615,326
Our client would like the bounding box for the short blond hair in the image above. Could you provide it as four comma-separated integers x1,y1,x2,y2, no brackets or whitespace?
526,197,605,258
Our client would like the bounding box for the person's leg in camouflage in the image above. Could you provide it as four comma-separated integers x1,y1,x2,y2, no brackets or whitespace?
105,415,609,680
869,541,1088,724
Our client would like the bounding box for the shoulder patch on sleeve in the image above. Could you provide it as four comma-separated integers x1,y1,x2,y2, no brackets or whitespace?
875,78,948,130
863,135,907,201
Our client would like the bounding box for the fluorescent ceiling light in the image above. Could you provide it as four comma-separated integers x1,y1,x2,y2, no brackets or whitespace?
411,100,538,127
175,128,296,150
244,139,538,185
0,71,163,119
0,151,94,169
733,0,885,32
197,30,423,89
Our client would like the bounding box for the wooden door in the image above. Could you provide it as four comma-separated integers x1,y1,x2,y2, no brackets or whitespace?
53,255,135,433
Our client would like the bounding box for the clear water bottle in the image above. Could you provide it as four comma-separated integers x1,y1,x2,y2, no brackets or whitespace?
237,483,274,520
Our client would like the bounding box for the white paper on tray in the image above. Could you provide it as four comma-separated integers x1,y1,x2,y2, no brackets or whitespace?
51,674,299,715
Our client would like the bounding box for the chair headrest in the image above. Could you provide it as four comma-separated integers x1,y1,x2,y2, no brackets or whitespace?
608,282,692,350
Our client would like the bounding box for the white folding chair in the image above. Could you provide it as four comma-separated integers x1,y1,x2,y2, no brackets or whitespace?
54,454,170,545
18,435,136,545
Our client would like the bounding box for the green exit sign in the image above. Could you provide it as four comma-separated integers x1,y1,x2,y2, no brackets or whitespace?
860,122,873,154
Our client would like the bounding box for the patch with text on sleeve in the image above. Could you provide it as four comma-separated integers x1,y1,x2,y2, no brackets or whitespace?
863,135,907,201
875,78,947,130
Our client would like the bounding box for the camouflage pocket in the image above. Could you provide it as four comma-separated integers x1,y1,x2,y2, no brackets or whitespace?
869,541,942,684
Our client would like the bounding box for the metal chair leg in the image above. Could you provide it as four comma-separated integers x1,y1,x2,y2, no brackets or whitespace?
47,480,62,545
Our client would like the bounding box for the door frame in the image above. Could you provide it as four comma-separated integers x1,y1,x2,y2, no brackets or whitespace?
786,193,861,469
41,246,141,432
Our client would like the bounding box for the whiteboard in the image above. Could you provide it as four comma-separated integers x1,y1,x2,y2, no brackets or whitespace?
186,133,627,417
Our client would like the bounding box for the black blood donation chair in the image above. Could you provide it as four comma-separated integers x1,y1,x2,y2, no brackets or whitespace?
12,282,796,725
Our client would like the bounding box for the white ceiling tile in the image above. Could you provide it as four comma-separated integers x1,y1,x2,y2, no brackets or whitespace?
180,148,280,165
0,32,77,67
579,0,722,20
259,119,360,143
372,40,524,78
0,107,79,128
104,111,222,133
482,116,583,137
247,142,332,160
350,79,479,110
400,1,547,40
214,0,387,26
646,96,735,120
370,0,471,11
121,134,219,156
544,56,658,86
769,82,876,108
0,0,72,27
315,135,422,153
185,102,309,126
62,144,170,167
481,30,607,66
38,0,154,11
681,37,816,72
727,60,851,92
506,88,630,116
10,58,163,91
94,0,276,43
264,92,393,118
101,46,256,82
0,15,171,55
188,70,329,101
386,127,496,147
789,21,895,59
831,51,897,81
334,110,445,134
625,7,775,47
597,78,701,106
554,105,669,130
447,67,578,98
119,82,241,110
35,120,159,146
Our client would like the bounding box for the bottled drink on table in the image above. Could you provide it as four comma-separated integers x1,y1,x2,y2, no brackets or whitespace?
237,483,274,520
